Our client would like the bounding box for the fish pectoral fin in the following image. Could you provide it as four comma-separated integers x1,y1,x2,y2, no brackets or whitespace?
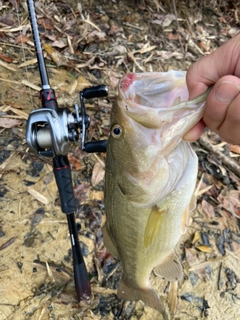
118,275,165,314
189,193,196,212
117,180,148,203
181,194,196,234
154,251,183,282
181,207,189,235
144,206,166,250
102,224,119,258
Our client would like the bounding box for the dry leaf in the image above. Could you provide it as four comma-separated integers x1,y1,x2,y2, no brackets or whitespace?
15,34,30,44
38,18,54,30
89,190,104,201
229,144,240,154
201,199,215,219
0,54,14,63
197,40,209,52
76,76,92,92
27,187,49,205
167,33,179,40
68,153,82,171
196,245,213,253
220,190,240,217
185,248,199,267
0,60,16,71
52,40,67,48
192,231,201,244
74,183,90,203
0,117,22,128
44,43,70,67
91,162,105,187
152,14,176,27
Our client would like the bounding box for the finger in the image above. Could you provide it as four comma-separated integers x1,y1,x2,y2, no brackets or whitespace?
216,88,240,144
183,120,205,141
186,33,240,99
203,76,240,137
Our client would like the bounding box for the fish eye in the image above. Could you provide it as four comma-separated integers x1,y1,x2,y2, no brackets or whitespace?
111,124,122,138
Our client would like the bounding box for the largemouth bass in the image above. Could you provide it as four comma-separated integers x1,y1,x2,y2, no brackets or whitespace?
103,71,209,313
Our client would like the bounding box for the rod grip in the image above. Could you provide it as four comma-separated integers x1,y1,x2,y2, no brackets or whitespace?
82,85,108,99
84,140,107,153
53,155,76,214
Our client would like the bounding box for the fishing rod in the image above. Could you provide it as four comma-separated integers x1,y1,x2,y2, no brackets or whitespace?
25,0,108,302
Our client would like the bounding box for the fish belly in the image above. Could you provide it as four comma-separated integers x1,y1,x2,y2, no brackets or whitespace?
104,142,198,311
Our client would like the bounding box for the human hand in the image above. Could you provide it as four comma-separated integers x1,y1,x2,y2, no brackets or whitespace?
184,33,240,144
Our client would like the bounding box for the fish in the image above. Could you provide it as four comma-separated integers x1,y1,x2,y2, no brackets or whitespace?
103,71,210,313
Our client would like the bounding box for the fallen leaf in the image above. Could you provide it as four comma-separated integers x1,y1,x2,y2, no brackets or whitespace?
201,199,215,219
152,14,176,27
185,247,199,267
76,76,92,92
38,18,54,30
91,162,105,187
192,231,201,244
9,0,20,9
44,43,70,67
68,153,82,171
197,40,209,52
15,34,30,44
27,187,49,205
0,237,16,250
74,183,90,203
108,24,121,35
167,33,179,40
52,40,67,48
229,144,240,154
0,54,14,63
89,190,104,201
0,118,22,128
196,245,213,253
4,101,23,109
220,190,240,218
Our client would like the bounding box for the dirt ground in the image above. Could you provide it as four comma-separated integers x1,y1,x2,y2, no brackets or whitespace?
1,0,240,319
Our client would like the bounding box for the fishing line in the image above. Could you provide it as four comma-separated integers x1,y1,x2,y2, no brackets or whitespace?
15,1,39,111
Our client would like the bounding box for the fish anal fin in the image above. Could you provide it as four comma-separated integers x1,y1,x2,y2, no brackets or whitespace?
144,206,166,249
118,275,165,314
154,251,183,282
102,224,119,258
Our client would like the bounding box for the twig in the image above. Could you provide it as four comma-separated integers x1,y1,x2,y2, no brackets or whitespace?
198,135,240,178
122,22,143,31
172,0,185,57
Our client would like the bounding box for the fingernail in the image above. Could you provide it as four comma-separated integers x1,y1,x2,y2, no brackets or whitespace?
215,81,240,103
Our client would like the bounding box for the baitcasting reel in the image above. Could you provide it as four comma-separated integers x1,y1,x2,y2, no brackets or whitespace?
26,85,108,157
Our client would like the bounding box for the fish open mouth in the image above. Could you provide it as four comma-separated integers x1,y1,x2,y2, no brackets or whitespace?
119,71,189,109
117,71,210,133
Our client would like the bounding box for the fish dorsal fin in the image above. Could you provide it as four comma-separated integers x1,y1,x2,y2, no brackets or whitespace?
144,205,166,250
154,251,183,281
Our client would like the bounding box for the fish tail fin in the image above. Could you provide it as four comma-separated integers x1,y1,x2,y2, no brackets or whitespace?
117,276,165,314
